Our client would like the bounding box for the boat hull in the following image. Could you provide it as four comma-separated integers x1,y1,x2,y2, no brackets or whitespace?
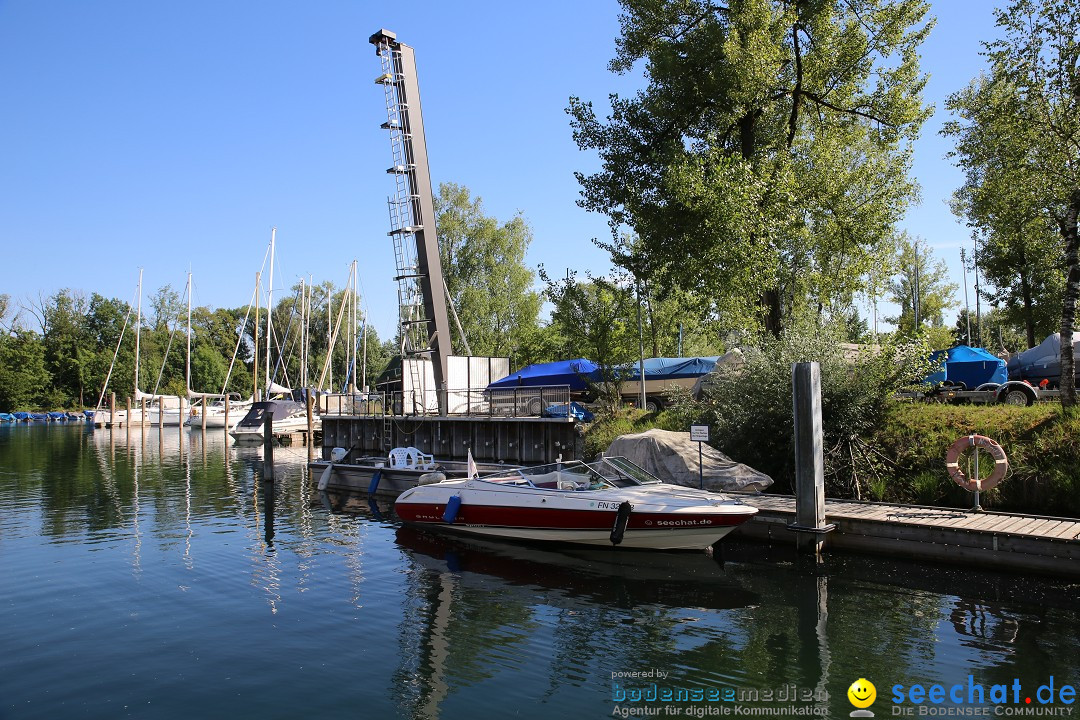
395,481,757,551
396,511,743,549
230,416,319,442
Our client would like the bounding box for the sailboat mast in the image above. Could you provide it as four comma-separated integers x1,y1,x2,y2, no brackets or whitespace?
305,276,313,389
299,278,306,389
351,260,358,394
265,227,275,396
327,288,333,392
361,304,367,393
254,272,260,400
185,272,192,396
134,268,143,396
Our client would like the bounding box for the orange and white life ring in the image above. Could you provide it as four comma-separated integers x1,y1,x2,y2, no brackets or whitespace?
945,434,1008,492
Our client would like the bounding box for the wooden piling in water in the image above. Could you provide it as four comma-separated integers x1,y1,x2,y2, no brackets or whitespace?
306,391,313,446
792,362,831,555
263,411,274,480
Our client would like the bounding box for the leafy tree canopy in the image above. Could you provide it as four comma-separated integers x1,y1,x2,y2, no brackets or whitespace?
436,182,541,365
568,0,932,335
943,0,1080,402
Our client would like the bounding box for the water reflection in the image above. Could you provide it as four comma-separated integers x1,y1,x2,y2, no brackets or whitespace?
395,527,759,611
380,531,1080,718
1,424,1079,720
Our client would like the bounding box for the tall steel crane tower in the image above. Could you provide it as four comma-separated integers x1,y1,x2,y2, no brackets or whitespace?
370,29,452,415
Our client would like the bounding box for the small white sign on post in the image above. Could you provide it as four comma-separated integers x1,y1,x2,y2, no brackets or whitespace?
690,425,709,489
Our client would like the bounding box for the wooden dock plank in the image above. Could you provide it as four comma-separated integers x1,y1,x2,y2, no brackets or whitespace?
988,516,1041,535
739,494,1080,567
992,516,1042,534
1010,518,1065,536
842,507,897,521
1027,520,1066,538
836,503,904,517
950,513,1005,531
1045,522,1080,540
900,511,971,527
942,514,990,528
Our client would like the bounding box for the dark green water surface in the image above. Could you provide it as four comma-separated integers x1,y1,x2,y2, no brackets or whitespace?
1,424,1078,719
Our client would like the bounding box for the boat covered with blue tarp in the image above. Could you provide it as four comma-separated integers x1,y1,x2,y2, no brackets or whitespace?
487,359,599,391
926,345,1007,388
592,357,722,382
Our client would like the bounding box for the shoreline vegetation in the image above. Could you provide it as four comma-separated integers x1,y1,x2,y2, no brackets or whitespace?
585,402,1080,519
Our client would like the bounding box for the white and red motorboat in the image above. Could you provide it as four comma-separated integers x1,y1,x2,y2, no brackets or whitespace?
394,457,757,551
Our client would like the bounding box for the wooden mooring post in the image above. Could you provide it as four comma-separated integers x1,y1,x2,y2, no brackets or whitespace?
305,391,315,462
791,362,834,555
263,411,274,480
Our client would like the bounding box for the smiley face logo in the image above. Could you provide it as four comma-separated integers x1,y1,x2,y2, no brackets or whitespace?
848,678,876,709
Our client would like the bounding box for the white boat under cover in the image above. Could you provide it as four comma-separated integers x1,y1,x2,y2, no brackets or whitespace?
394,457,758,550
229,399,317,442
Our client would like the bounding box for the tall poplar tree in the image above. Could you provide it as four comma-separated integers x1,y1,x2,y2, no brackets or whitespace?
568,0,932,336
943,0,1080,403
436,183,541,363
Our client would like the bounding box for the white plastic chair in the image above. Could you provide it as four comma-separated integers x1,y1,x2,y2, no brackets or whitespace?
388,447,412,469
388,446,436,471
406,446,435,471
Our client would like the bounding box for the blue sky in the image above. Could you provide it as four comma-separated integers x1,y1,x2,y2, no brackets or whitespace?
0,1,998,340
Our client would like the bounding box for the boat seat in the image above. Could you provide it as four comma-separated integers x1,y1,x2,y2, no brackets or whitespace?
527,471,586,491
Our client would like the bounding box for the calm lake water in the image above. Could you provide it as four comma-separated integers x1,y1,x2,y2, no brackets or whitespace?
1,424,1078,720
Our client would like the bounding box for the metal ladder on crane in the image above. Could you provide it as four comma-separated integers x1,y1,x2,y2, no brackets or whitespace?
374,33,430,416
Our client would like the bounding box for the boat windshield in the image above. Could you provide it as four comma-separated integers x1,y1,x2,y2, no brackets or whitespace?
478,456,663,491
593,456,664,487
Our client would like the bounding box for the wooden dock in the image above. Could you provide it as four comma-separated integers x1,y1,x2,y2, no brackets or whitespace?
733,494,1080,577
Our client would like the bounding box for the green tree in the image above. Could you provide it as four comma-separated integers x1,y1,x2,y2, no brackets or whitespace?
191,306,251,396
886,235,957,344
139,284,187,397
603,233,724,357
0,294,11,332
0,330,50,411
953,307,1026,355
36,289,93,407
190,343,227,395
541,268,641,413
83,293,135,407
568,0,932,336
943,0,1080,403
945,76,1065,350
436,183,541,364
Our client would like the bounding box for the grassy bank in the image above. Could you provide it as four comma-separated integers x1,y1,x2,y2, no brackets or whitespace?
584,402,1080,517
867,402,1080,517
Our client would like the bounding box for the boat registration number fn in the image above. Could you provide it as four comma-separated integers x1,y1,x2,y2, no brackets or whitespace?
596,501,622,510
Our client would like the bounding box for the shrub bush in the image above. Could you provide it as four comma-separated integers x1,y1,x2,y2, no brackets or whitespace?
666,327,933,494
